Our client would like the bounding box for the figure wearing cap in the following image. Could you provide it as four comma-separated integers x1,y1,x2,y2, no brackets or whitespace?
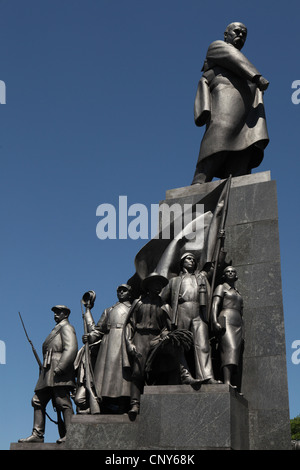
77,284,133,414
19,305,78,444
161,252,220,384
124,273,172,418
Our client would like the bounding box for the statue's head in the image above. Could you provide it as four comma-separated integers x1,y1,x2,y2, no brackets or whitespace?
116,284,132,302
223,266,238,282
224,22,247,50
51,305,71,323
180,252,197,273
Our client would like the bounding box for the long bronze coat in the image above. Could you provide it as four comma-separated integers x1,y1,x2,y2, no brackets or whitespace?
194,40,269,175
92,301,132,399
35,319,78,391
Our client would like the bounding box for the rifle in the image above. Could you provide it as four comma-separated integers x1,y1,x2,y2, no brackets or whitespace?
18,312,43,370
81,292,101,414
18,311,66,437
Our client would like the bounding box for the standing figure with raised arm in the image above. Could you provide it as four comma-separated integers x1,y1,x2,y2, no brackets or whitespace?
76,285,133,414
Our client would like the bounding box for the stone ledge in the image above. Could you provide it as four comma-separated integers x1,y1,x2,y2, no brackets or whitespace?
143,383,248,406
165,171,271,199
10,442,66,450
71,413,134,424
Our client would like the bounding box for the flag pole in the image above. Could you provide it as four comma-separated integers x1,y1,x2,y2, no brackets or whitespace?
207,175,232,322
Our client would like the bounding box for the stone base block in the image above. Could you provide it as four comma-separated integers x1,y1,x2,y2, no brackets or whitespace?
64,384,249,450
10,442,65,450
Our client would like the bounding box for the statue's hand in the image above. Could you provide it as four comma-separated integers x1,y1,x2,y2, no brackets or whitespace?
82,334,89,344
213,322,223,334
256,76,269,91
128,345,141,358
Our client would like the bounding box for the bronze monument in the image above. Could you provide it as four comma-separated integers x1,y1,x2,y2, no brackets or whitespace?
161,252,220,385
192,22,269,184
211,266,244,388
77,285,133,414
124,273,171,419
18,306,78,444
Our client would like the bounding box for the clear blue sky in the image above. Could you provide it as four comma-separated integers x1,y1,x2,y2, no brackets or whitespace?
0,0,299,449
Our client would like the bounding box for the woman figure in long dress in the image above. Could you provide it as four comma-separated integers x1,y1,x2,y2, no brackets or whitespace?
211,266,244,388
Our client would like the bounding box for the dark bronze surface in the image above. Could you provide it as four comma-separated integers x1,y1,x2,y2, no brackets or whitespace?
211,267,244,389
192,22,269,184
18,306,78,444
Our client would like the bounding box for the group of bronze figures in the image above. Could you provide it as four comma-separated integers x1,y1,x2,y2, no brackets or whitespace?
19,21,269,444
19,253,244,444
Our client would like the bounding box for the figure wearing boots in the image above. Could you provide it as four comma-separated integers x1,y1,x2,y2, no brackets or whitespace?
125,273,172,419
161,253,220,385
18,305,78,444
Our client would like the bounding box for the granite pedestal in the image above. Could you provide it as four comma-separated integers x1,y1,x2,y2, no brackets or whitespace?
64,384,249,450
163,172,291,450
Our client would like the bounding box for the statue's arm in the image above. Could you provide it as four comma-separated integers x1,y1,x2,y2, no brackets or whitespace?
206,40,268,88
124,301,140,356
211,284,224,333
83,308,109,345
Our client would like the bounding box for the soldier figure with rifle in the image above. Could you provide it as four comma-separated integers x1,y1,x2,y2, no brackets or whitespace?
18,305,78,444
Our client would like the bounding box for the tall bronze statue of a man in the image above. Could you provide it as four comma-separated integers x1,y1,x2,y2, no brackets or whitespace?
192,22,269,184
19,305,78,444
